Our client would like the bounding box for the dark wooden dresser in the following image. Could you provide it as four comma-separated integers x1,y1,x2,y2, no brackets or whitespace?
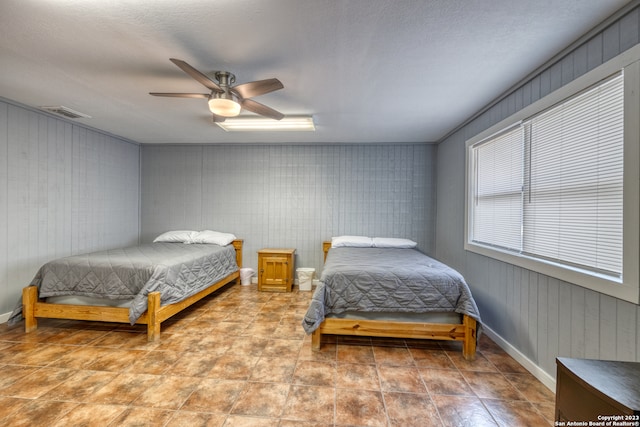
555,357,640,423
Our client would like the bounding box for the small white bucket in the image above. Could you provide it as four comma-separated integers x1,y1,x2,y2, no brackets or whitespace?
240,268,255,286
296,268,315,291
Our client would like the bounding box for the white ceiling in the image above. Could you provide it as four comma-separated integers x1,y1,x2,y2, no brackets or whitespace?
0,0,631,144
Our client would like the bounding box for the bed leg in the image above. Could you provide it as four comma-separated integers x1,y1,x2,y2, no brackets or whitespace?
147,292,161,342
311,329,321,350
23,286,38,333
462,315,477,361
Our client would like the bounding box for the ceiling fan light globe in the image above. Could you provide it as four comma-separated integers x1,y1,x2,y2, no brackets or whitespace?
208,98,241,117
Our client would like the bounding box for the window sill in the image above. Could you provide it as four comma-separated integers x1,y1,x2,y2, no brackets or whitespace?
464,241,639,304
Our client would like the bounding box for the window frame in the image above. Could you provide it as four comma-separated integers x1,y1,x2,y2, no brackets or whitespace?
464,45,640,304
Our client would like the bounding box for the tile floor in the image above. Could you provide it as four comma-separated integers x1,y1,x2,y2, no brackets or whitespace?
0,283,555,426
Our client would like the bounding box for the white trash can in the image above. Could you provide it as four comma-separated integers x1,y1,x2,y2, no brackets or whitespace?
296,268,315,291
240,268,255,286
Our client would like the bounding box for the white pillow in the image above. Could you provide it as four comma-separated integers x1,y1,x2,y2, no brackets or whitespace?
153,230,198,243
188,230,237,246
373,237,417,248
331,235,374,248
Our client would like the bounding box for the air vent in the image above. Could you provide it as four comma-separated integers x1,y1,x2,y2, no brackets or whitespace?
39,105,92,119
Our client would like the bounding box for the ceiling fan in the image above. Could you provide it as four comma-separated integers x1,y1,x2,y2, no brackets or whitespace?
150,58,284,122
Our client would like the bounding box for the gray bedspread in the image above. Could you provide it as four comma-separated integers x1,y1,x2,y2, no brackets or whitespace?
9,242,238,325
302,247,481,334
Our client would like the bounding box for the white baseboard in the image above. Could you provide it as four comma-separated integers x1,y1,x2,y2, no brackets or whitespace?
481,325,556,392
0,311,11,324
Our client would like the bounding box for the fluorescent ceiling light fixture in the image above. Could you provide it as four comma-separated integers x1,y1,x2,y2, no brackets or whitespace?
216,115,315,132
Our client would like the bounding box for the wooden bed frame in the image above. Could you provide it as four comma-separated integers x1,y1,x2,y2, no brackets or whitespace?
311,241,477,360
21,239,243,342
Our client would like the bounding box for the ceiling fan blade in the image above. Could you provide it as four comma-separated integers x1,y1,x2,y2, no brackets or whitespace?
149,92,210,99
233,78,283,99
169,58,223,93
241,99,284,120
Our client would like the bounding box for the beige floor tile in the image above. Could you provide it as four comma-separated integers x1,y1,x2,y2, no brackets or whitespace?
170,352,219,377
293,360,336,387
298,342,337,362
335,388,387,427
482,398,553,427
0,284,556,427
432,394,498,427
409,347,456,369
446,351,498,372
504,373,555,404
88,372,161,405
0,367,77,399
336,363,380,391
11,343,75,366
87,347,147,372
377,365,427,393
53,328,109,345
336,344,375,364
250,357,296,383
261,338,303,358
207,354,259,380
223,415,280,426
165,411,226,427
484,352,529,374
372,345,415,366
461,371,525,401
132,375,201,410
231,382,290,417
41,369,117,402
182,378,246,414
0,365,40,389
419,367,475,396
384,392,441,427
124,350,180,375
1,399,79,427
50,403,126,427
282,385,335,423
279,421,333,427
0,396,31,420
109,406,175,426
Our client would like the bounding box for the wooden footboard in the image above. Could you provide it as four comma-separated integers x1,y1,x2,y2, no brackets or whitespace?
311,315,477,360
21,239,243,341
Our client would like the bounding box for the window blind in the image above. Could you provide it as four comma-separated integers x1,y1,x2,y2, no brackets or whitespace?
472,126,523,251
470,72,624,278
523,73,624,276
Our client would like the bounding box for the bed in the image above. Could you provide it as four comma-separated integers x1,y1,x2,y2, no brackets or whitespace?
9,230,243,342
302,238,481,360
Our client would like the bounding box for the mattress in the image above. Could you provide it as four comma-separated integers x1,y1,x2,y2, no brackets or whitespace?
9,242,238,324
302,247,481,333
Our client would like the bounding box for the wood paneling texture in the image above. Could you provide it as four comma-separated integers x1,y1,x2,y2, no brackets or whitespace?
141,144,436,274
0,101,140,315
435,6,640,380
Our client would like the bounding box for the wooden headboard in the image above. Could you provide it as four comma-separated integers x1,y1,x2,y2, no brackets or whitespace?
322,241,331,262
232,239,244,268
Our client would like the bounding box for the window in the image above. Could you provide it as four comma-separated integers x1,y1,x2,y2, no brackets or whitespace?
523,74,623,277
465,46,640,304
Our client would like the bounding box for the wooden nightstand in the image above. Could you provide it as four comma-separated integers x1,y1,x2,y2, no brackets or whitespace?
555,357,640,422
257,248,296,292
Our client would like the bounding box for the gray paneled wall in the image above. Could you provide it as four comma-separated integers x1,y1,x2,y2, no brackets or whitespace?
141,144,436,274
436,5,640,381
0,100,140,316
